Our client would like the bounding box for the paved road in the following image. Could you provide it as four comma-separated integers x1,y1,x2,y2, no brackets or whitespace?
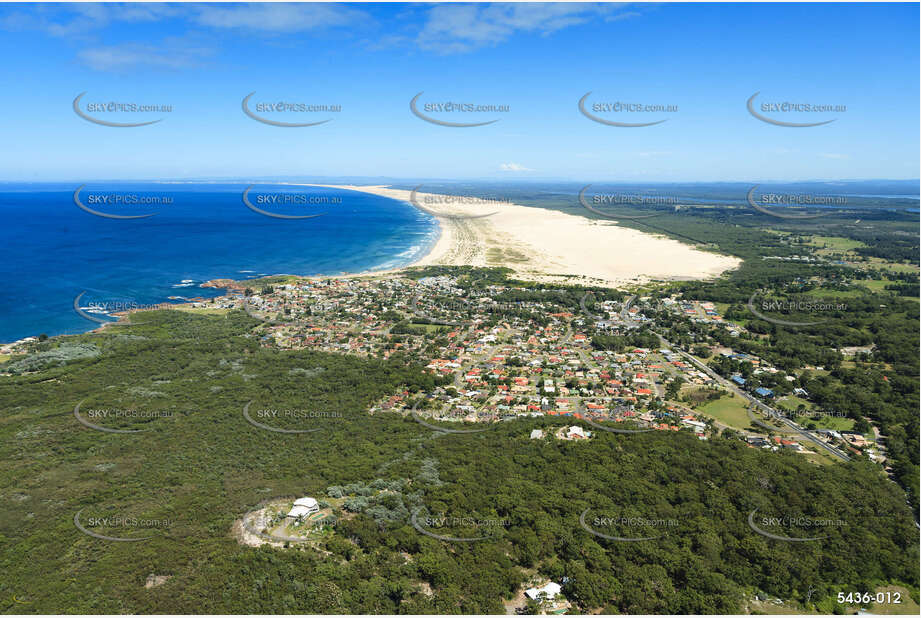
620,295,636,322
656,333,850,462
453,323,479,388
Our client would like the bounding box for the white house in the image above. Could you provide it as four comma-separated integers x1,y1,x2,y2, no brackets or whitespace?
530,429,544,439
286,497,319,520
681,419,707,431
525,582,562,601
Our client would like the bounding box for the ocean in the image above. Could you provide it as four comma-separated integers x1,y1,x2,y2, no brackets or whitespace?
0,183,439,342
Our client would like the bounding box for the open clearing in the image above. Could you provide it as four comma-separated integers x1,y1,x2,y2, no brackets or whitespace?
698,394,752,431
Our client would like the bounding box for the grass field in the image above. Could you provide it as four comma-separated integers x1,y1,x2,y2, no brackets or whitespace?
864,585,921,615
805,235,867,252
859,279,895,293
795,414,855,431
801,450,836,466
409,322,454,333
815,288,864,298
775,395,815,413
866,258,920,274
174,306,231,315
774,396,856,431
697,394,753,431
242,274,302,287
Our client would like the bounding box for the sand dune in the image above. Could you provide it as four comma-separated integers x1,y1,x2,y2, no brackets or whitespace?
301,184,741,288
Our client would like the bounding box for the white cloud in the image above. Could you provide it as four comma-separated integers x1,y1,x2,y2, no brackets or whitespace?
1,2,639,72
637,151,672,158
192,2,366,33
821,153,849,160
1,3,364,36
606,11,642,23
500,162,534,172
0,3,179,38
78,38,212,72
416,3,640,53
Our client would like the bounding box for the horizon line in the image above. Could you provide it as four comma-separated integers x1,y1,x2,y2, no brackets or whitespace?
1,177,919,185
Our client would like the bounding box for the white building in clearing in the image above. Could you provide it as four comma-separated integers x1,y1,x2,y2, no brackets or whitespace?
525,582,562,601
681,419,707,431
286,497,319,520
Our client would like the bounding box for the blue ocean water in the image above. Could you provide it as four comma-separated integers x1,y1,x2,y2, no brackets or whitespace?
0,183,438,342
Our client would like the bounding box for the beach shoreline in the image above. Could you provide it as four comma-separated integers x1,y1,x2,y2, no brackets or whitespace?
0,183,741,347
294,183,742,288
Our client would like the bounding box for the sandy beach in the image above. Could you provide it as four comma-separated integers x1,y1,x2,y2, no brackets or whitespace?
302,184,741,288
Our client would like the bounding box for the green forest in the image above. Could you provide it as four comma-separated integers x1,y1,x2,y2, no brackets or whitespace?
0,308,917,614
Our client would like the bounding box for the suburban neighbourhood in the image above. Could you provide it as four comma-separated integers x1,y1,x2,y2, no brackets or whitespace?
179,272,888,470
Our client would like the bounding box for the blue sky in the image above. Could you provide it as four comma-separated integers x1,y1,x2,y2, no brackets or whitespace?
0,2,917,182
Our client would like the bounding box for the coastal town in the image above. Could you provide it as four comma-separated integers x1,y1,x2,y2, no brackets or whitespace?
153,271,889,467
0,267,888,473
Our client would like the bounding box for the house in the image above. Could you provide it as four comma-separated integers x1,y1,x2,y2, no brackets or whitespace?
754,387,774,398
730,375,746,386
530,429,544,439
841,431,869,447
681,418,707,431
566,425,591,440
286,497,319,520
525,582,562,601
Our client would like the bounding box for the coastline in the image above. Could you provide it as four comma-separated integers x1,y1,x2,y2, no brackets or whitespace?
0,183,741,347
296,184,742,287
